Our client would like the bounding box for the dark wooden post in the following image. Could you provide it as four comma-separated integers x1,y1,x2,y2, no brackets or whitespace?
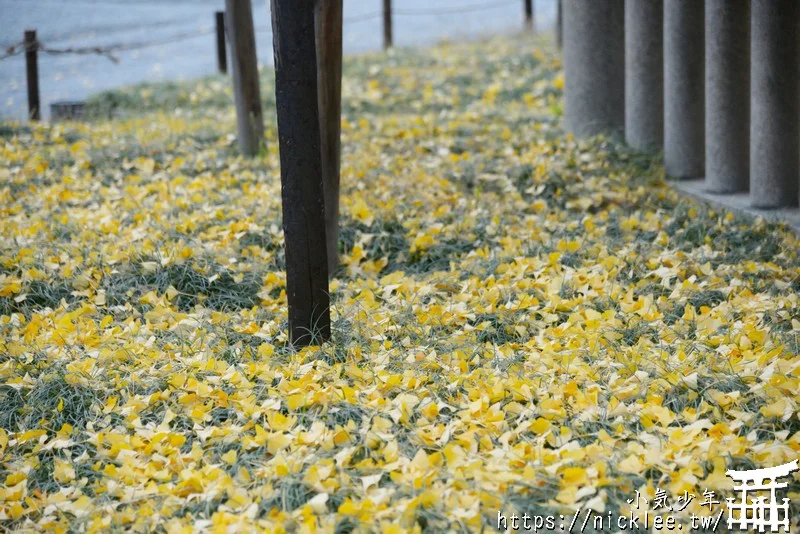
215,11,228,74
270,0,332,346
524,0,534,31
556,0,563,48
24,30,40,121
225,0,264,156
315,0,343,274
383,0,393,49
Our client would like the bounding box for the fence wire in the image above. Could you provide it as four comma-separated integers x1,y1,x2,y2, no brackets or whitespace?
344,0,518,23
1,28,216,63
1,0,520,63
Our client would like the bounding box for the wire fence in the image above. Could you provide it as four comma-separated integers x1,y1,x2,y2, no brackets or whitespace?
1,0,520,63
1,28,217,63
344,0,518,22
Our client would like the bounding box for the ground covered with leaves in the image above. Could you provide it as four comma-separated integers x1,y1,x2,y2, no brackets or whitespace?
1,34,799,533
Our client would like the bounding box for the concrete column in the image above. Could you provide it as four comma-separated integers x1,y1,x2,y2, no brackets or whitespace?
750,0,800,208
563,0,625,138
705,0,750,193
664,0,704,178
625,0,663,151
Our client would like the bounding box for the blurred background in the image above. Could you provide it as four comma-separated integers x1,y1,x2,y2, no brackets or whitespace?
0,0,557,120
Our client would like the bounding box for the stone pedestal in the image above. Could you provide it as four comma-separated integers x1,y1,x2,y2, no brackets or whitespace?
50,101,85,122
563,0,625,138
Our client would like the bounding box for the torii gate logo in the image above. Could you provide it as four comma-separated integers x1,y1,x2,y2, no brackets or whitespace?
725,459,798,532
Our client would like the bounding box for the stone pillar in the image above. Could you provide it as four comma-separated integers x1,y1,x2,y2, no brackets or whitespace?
705,0,750,193
563,0,625,138
750,0,800,208
625,0,663,151
664,0,704,178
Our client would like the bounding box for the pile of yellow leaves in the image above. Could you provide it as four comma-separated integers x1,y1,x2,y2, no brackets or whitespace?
0,34,798,532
